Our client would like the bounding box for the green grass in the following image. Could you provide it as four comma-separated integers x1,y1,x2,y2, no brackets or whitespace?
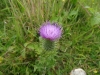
0,0,100,75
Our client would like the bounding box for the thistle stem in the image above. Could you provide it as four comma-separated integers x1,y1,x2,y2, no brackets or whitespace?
44,39,54,50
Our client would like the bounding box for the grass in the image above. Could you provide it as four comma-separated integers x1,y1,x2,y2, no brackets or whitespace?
0,0,100,75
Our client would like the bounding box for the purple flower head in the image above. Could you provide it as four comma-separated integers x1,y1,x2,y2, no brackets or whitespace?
39,22,62,41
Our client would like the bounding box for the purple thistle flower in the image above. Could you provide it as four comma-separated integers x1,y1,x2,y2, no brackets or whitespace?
39,22,62,41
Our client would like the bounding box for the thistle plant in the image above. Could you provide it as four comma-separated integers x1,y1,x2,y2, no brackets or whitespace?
39,22,62,50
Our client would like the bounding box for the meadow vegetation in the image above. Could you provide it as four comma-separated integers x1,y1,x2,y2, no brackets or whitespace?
0,0,100,75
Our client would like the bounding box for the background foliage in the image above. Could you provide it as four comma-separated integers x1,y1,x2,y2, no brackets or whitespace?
0,0,100,75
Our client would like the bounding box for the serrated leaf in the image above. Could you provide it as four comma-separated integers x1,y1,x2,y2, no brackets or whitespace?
26,43,34,50
27,42,42,54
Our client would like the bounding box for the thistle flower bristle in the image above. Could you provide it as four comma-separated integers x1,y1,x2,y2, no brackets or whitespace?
39,22,62,41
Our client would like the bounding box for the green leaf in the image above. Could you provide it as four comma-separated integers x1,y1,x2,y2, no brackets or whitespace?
71,0,77,4
26,42,42,54
0,71,3,75
26,67,29,75
21,48,26,59
68,10,78,20
90,12,100,25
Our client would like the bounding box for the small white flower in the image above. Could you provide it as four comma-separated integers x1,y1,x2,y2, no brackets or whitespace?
70,68,86,75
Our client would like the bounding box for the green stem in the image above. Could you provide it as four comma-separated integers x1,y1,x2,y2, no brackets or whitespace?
44,39,54,50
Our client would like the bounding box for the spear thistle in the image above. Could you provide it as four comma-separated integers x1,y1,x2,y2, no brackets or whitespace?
39,22,62,50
